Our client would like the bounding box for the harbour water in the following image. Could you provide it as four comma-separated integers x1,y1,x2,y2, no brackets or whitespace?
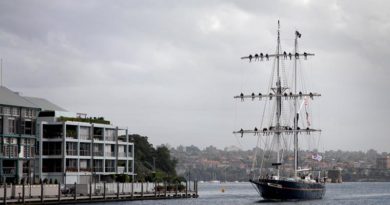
89,182,390,205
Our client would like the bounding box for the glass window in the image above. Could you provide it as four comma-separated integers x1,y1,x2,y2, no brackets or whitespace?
8,118,17,134
3,107,10,115
11,107,20,116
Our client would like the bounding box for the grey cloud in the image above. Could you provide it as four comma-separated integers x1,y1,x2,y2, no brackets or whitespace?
0,0,389,151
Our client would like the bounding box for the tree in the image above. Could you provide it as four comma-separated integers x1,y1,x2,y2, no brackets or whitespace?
129,134,178,181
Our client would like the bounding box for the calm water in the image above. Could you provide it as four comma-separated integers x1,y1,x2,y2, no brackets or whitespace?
90,182,390,205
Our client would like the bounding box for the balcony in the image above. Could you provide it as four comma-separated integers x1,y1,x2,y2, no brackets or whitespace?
105,152,115,157
105,167,115,172
80,150,91,156
3,167,16,175
66,167,78,172
93,135,103,141
117,166,125,173
43,149,61,155
79,167,92,172
105,136,116,142
118,152,126,158
93,151,104,157
79,135,91,140
118,136,127,143
66,150,77,156
93,167,104,172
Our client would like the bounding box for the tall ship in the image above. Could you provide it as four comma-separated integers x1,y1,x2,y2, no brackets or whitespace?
233,21,326,200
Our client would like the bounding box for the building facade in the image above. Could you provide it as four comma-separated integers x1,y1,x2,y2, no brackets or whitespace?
376,156,390,169
0,86,135,184
0,86,40,183
37,112,134,184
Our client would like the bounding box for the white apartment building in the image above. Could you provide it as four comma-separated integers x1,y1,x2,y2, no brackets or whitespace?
37,111,134,184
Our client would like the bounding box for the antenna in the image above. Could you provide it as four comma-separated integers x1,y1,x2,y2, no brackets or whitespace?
1,58,2,87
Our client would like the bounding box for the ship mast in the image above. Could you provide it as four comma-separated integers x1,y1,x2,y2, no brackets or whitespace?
275,20,282,178
293,31,299,177
234,21,321,180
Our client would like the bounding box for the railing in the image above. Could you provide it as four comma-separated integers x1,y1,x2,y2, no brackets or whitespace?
93,135,103,141
118,137,127,142
42,167,62,172
43,134,62,139
105,136,116,141
105,152,115,157
93,151,104,156
66,167,78,172
3,167,16,174
66,150,77,155
118,152,126,157
93,167,104,172
79,135,91,140
79,167,92,172
105,167,116,172
80,150,91,156
66,135,77,140
43,149,62,155
117,166,125,173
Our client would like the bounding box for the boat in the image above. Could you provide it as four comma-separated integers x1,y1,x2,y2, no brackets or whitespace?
233,21,326,200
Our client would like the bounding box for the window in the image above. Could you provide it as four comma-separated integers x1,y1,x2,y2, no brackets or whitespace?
8,118,17,134
3,107,10,115
0,117,3,134
24,120,34,135
66,142,77,155
11,107,20,116
80,143,91,156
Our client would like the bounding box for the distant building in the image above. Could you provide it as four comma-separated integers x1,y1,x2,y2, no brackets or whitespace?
327,167,342,183
376,156,390,169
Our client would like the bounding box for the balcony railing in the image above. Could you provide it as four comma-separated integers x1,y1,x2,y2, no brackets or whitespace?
93,151,104,157
42,167,62,172
93,135,103,141
79,168,92,172
118,152,126,157
105,167,115,172
80,150,91,156
117,166,125,173
43,149,61,155
79,135,91,140
3,167,16,175
118,137,127,142
66,167,78,172
93,167,104,172
66,135,77,140
105,136,116,141
43,134,62,139
66,150,77,156
105,152,115,157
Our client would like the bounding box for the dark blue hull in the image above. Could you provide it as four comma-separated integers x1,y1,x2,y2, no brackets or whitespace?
250,179,325,200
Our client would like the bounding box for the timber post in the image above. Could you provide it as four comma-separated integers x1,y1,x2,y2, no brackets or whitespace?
103,182,106,199
117,182,120,199
141,182,144,197
74,182,77,201
185,181,188,197
22,182,25,204
58,183,61,202
4,181,7,205
40,180,43,204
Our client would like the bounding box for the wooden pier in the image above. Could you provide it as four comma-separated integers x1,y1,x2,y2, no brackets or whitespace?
0,181,198,204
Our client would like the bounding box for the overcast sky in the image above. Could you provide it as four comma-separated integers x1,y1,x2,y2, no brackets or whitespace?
0,0,389,152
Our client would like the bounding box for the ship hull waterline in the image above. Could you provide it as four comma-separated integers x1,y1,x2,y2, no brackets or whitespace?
250,179,326,201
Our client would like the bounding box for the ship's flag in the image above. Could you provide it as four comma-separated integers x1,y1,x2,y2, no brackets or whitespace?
311,153,322,161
